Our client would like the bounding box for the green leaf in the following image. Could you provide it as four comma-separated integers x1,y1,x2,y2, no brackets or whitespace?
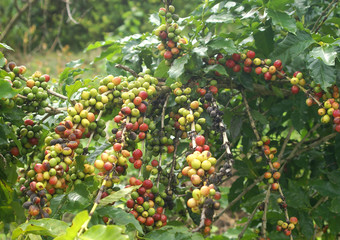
11,219,68,239
204,64,227,76
54,210,88,240
149,13,160,26
65,81,83,99
79,225,128,240
298,211,314,239
96,207,143,233
168,54,190,79
267,0,294,10
207,37,237,53
66,59,84,68
65,184,91,212
267,9,296,33
310,45,337,66
192,46,208,57
154,60,169,78
75,155,86,172
106,61,126,76
238,72,254,90
254,26,274,56
308,58,336,90
99,185,141,206
310,179,340,197
0,80,20,98
0,52,6,67
0,43,14,51
206,13,233,23
86,40,115,51
145,225,204,240
271,31,314,64
251,110,268,125
230,116,243,140
87,142,111,164
271,85,284,98
330,197,340,213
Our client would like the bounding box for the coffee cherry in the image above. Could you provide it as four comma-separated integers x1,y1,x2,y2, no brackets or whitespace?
246,50,255,59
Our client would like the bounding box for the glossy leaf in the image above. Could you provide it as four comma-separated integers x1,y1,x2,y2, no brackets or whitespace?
11,219,68,239
0,79,20,98
54,210,89,240
96,207,143,233
308,58,336,90
79,225,129,240
271,31,314,64
99,185,140,206
168,54,190,79
310,45,337,66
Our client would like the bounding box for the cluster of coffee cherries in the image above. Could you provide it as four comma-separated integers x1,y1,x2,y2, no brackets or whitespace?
18,73,120,217
287,71,306,94
155,5,187,65
257,136,281,191
206,51,285,80
186,183,221,235
276,217,298,236
21,188,51,219
110,73,158,149
16,119,42,153
146,119,176,157
67,102,107,140
126,177,167,231
14,70,50,115
175,104,204,133
182,136,217,186
94,149,128,182
305,84,340,133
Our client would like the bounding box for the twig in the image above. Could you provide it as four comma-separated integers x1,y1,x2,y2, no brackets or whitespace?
314,2,338,33
192,205,207,232
298,85,322,107
242,91,260,141
277,126,294,163
115,64,139,77
238,203,261,240
261,185,271,238
0,0,39,41
161,95,169,129
278,185,290,222
189,110,197,149
214,176,264,221
47,89,73,103
312,0,339,33
64,0,79,24
284,132,337,166
280,123,320,165
312,224,318,240
77,171,111,236
120,116,129,148
157,97,169,187
156,152,163,188
166,139,179,192
309,196,329,214
14,0,20,12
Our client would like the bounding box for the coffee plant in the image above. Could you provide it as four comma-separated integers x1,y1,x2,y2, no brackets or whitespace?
0,0,339,239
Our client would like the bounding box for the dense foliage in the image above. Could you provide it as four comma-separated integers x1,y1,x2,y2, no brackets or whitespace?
0,0,196,51
0,0,340,239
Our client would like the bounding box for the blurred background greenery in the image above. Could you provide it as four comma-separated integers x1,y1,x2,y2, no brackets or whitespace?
0,0,198,75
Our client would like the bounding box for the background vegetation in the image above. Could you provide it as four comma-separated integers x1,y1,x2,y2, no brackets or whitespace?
0,0,340,239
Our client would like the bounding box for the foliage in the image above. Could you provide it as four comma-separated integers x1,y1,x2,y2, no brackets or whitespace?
0,0,197,52
0,0,340,240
